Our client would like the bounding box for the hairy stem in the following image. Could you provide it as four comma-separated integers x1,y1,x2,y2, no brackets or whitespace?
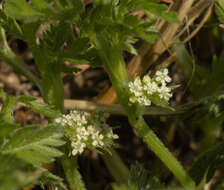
129,116,195,189
30,44,86,189
61,155,86,190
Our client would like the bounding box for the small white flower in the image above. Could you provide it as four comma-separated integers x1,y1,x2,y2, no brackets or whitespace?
158,85,172,101
99,134,104,140
142,97,151,106
143,75,151,83
155,68,171,84
55,118,61,123
107,133,112,138
77,134,82,140
128,68,173,106
144,81,158,95
71,141,86,155
129,96,137,104
99,141,104,146
68,121,72,126
92,140,98,146
129,77,143,97
55,110,119,156
78,147,84,154
113,134,119,139
91,134,96,140
72,149,78,156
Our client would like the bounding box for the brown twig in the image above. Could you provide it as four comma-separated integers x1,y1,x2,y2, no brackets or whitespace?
153,0,214,72
173,0,214,42
63,99,186,116
183,3,213,43
32,98,187,116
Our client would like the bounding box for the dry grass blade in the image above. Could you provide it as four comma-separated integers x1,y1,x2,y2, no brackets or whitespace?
174,0,214,41
154,1,214,71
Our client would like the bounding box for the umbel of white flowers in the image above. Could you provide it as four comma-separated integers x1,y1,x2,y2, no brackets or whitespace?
55,110,118,156
128,68,172,106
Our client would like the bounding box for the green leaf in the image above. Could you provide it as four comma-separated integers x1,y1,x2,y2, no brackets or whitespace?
59,63,82,74
122,15,144,28
3,0,46,22
3,0,85,23
0,95,16,122
128,163,148,190
172,41,208,98
172,41,195,82
133,1,180,23
40,22,76,56
62,48,103,66
211,50,224,85
160,12,181,24
150,95,174,111
0,10,23,39
112,163,165,190
39,170,67,190
0,154,32,190
215,0,224,24
0,119,19,138
17,96,61,118
0,88,6,101
1,124,65,167
60,38,91,59
123,42,138,55
135,29,158,43
42,64,64,112
189,142,224,185
0,153,66,190
30,0,51,11
21,22,40,44
174,42,224,98
136,2,167,16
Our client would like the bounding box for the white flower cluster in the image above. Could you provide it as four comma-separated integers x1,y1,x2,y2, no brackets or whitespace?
55,110,118,156
128,68,172,106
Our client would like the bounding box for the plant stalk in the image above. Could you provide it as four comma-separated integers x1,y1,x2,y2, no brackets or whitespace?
30,45,86,189
61,154,86,190
97,38,195,189
102,148,129,184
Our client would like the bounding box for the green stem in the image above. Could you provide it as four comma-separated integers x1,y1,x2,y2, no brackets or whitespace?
61,154,86,190
30,44,86,189
0,96,16,122
0,27,43,94
102,148,129,184
129,116,195,189
97,38,195,189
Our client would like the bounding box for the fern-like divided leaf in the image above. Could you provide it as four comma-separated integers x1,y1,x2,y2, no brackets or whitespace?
112,163,165,190
1,124,65,167
39,170,68,190
128,163,148,189
0,154,30,190
189,142,224,185
17,96,61,118
0,154,67,190
215,0,224,25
